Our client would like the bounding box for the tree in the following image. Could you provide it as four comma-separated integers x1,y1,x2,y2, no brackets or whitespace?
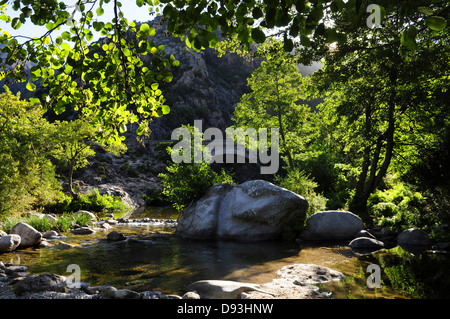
0,0,177,149
1,0,445,148
0,87,60,215
305,0,449,224
232,40,309,170
50,119,96,197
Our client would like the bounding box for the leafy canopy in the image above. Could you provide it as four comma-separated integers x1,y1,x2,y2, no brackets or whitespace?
1,0,446,148
0,0,178,149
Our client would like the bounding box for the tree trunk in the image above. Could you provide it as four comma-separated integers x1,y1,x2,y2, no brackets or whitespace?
349,100,396,226
68,159,76,199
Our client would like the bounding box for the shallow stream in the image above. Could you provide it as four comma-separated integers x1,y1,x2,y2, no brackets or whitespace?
1,207,450,299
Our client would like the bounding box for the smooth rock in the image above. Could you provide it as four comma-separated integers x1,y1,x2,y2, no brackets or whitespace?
10,222,42,247
57,242,76,249
354,230,376,239
300,211,364,240
432,242,450,251
42,214,58,222
349,237,385,249
13,273,67,296
107,230,127,241
0,234,21,252
182,291,201,299
397,228,433,246
42,230,59,239
101,286,139,299
276,264,346,284
5,265,28,275
71,227,95,235
176,180,308,241
186,280,274,299
74,210,97,221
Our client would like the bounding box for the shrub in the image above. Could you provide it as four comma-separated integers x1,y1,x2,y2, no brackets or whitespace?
159,124,235,212
160,161,234,212
44,189,130,217
368,176,437,232
274,168,328,217
0,213,94,233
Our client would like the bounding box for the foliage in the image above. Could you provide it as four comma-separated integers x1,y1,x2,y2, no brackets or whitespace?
232,40,310,169
0,88,61,215
368,176,436,232
162,0,447,53
50,118,97,195
2,1,445,149
0,212,94,233
159,124,235,211
275,168,327,218
301,0,449,224
0,1,178,149
43,188,131,216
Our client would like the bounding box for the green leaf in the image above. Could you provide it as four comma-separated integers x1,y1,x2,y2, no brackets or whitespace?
161,104,170,115
418,6,433,16
26,82,36,92
96,7,104,16
283,38,294,52
0,14,9,22
251,28,266,44
252,7,263,19
426,16,447,31
29,97,41,106
139,23,155,37
136,124,145,135
401,26,418,50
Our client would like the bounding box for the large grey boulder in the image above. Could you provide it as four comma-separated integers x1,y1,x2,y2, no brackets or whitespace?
0,234,21,252
300,211,364,241
10,222,42,247
176,180,308,241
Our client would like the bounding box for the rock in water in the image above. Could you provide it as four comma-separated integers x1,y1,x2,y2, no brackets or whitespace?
10,222,42,247
0,234,21,252
13,273,67,296
349,237,385,249
300,211,364,240
277,264,346,284
186,280,274,299
176,180,308,241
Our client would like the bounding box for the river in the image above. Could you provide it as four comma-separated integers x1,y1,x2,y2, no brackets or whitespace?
1,207,450,299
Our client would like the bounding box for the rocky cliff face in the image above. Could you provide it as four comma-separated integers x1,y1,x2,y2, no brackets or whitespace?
145,18,261,139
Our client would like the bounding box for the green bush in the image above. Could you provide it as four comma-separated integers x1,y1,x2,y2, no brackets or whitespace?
159,124,235,212
274,168,328,218
368,176,436,232
0,212,94,233
44,189,130,217
160,161,234,212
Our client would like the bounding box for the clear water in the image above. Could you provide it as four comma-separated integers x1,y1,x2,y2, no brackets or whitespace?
1,207,450,299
